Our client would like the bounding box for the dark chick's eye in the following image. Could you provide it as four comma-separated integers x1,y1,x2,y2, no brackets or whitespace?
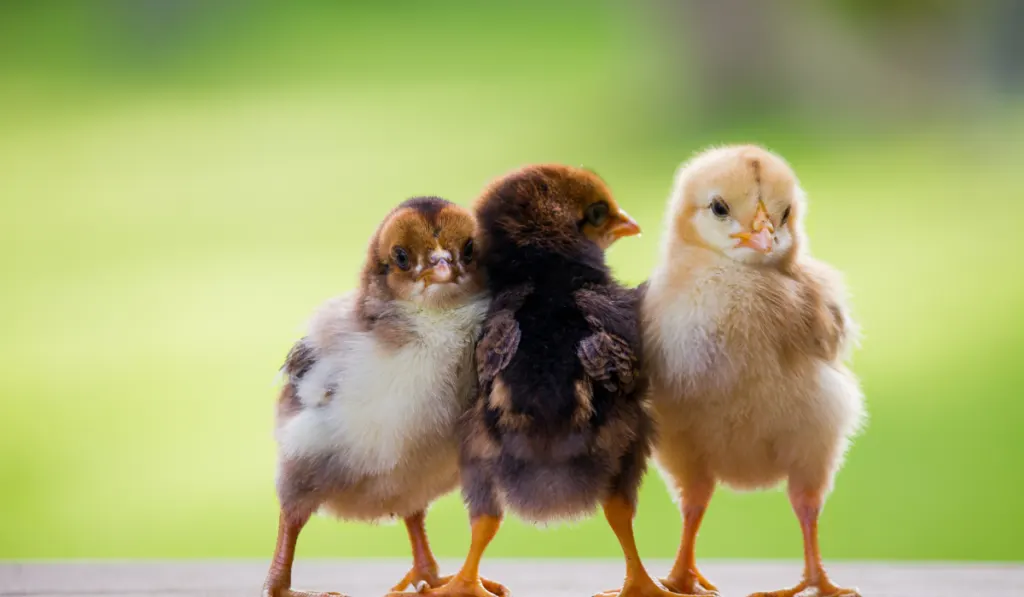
585,202,609,226
392,247,411,271
781,206,791,225
462,239,474,262
710,197,730,218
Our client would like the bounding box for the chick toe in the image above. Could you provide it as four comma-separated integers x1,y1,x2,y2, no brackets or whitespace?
660,571,719,596
262,588,348,597
748,581,861,597
386,576,509,597
390,567,442,593
595,576,704,597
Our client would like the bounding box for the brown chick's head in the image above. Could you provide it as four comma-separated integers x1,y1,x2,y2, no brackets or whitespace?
475,164,640,257
364,196,482,310
667,145,805,268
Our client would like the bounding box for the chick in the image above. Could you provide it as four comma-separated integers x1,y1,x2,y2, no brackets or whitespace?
262,197,491,597
390,165,681,597
643,146,865,597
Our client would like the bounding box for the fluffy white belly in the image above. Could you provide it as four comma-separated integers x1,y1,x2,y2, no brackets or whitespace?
277,312,479,476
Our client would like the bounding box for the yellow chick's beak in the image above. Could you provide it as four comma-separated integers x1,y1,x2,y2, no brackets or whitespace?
419,250,453,286
731,200,774,254
610,209,642,241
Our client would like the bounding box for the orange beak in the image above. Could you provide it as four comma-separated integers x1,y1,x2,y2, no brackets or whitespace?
419,250,453,285
610,209,642,241
730,200,774,254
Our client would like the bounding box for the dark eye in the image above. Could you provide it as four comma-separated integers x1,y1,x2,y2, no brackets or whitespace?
781,206,791,225
585,202,609,226
392,247,410,271
710,197,730,218
462,239,474,262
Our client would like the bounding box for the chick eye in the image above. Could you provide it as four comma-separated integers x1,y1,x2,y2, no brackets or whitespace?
392,247,411,271
462,239,474,262
585,202,609,226
710,197,730,218
780,206,791,225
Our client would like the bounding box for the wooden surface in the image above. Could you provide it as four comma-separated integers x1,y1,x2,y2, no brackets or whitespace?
2,560,1023,597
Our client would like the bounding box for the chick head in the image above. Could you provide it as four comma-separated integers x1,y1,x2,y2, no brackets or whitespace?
475,164,640,255
369,197,483,309
666,145,805,267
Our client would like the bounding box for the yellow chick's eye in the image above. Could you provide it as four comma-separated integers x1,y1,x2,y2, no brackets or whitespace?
392,246,411,271
585,202,609,226
710,197,730,218
781,205,791,225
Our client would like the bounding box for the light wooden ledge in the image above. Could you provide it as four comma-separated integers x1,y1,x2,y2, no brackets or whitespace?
2,560,1022,597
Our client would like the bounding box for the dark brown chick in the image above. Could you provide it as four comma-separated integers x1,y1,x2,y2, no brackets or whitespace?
389,165,678,597
263,197,491,597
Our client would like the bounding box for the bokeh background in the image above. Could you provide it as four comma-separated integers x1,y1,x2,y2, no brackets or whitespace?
2,0,1022,561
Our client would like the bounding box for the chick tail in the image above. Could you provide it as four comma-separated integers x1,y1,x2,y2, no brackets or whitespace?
494,450,609,523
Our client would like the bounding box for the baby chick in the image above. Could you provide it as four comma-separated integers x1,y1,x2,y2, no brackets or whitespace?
262,197,490,597
391,165,681,597
643,146,865,597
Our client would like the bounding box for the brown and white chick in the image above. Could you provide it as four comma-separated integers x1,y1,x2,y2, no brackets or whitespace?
263,197,492,597
643,146,865,597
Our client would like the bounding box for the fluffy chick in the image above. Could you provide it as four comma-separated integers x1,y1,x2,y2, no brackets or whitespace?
643,146,865,597
390,165,680,597
263,197,491,597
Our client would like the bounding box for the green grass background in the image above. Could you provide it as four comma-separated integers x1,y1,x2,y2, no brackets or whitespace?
1,2,1022,561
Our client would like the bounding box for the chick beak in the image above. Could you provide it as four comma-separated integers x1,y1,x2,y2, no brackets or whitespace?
731,200,774,254
420,251,453,286
610,209,642,241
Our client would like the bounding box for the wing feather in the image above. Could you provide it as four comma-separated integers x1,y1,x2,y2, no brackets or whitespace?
476,310,521,388
577,316,638,392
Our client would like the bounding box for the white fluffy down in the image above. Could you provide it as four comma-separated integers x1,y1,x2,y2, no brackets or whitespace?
275,294,488,519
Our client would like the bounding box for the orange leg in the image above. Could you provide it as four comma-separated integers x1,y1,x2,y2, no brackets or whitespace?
391,511,446,592
748,486,860,597
262,510,347,597
386,515,508,597
662,480,718,595
595,495,700,597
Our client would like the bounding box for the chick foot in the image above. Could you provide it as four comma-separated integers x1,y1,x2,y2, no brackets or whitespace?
660,569,719,596
263,512,349,597
262,586,348,597
386,576,509,597
390,566,443,593
595,575,701,597
750,488,859,597
748,580,860,597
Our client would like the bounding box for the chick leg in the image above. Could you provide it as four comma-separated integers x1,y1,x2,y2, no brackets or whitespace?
262,510,347,597
391,511,444,592
748,486,860,597
661,478,718,595
595,495,700,597
386,515,509,597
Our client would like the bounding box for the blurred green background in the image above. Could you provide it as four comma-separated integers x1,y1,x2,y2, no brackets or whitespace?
2,1,1022,562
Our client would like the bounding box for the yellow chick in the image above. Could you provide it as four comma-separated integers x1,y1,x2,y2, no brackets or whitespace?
642,146,865,597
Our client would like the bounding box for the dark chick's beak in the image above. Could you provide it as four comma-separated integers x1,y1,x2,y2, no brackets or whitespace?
730,200,774,254
419,250,453,285
609,209,642,241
